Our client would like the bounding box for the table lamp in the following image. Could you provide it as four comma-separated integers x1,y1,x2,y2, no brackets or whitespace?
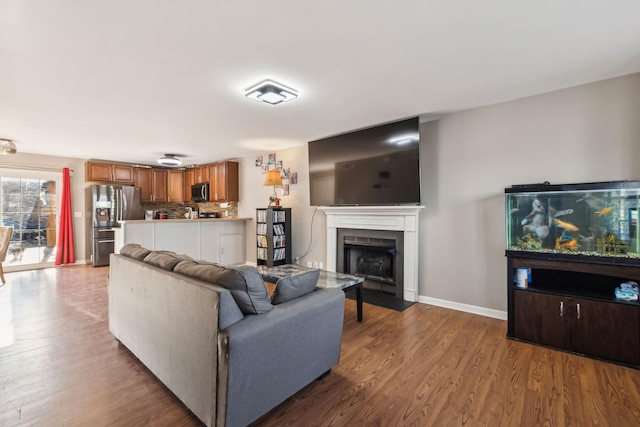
263,170,283,207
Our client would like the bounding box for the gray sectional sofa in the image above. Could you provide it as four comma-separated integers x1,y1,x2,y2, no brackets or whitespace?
108,244,345,427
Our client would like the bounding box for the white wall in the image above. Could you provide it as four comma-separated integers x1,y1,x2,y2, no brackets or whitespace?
238,147,326,266
241,72,640,314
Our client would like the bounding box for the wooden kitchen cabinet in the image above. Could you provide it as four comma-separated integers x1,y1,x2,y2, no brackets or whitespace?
151,169,167,202
167,170,183,203
133,167,153,202
508,256,640,367
183,168,195,202
86,161,134,184
209,161,239,202
194,166,209,184
112,164,134,183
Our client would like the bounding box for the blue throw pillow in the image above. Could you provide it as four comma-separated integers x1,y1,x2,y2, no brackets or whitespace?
271,269,320,304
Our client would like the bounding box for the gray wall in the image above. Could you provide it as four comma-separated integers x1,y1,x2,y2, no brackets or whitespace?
420,72,640,312
240,72,640,314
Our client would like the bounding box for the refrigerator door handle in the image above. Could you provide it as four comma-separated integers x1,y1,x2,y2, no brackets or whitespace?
116,188,123,221
122,189,128,220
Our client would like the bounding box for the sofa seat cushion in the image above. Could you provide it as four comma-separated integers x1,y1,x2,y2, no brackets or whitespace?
143,251,193,271
271,269,320,304
175,260,273,314
120,243,152,261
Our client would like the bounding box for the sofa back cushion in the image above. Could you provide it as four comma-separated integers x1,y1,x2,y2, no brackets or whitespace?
271,269,320,304
144,250,193,271
175,260,273,314
120,243,152,261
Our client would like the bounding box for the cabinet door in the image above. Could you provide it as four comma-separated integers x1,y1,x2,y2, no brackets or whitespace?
183,169,195,202
513,290,570,350
152,169,167,202
134,167,153,202
209,163,220,201
86,162,112,182
195,166,209,184
571,299,640,365
220,233,245,265
167,170,183,203
210,161,239,202
112,164,134,184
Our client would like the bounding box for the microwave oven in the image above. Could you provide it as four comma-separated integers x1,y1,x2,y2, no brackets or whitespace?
191,183,210,202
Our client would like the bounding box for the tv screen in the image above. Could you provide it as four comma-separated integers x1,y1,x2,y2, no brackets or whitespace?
308,117,421,206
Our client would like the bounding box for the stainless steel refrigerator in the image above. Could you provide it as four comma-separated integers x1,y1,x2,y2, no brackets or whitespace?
91,185,143,266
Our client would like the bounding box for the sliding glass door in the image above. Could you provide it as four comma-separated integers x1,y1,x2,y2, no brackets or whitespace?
0,169,60,270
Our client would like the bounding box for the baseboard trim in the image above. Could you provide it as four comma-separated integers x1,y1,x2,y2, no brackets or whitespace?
418,296,507,320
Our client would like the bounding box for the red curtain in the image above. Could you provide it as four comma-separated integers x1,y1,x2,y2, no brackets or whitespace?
55,167,75,265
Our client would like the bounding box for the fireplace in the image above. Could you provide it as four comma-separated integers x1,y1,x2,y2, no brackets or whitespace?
337,228,404,298
320,205,424,302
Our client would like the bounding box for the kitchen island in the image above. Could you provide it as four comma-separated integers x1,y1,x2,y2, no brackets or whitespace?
114,217,251,265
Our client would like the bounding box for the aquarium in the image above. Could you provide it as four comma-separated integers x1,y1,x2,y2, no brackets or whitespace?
505,181,640,263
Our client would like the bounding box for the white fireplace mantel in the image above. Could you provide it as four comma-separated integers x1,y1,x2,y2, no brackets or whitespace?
319,205,424,302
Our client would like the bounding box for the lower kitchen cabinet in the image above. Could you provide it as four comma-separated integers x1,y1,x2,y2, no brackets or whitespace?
508,256,640,367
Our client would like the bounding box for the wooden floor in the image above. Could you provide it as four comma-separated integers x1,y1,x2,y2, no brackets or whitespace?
1,266,640,426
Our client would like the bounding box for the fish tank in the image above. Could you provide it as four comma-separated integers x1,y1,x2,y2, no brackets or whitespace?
505,181,640,264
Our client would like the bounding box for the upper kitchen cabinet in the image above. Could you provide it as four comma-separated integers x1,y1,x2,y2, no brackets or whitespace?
209,161,239,202
86,161,134,184
194,166,209,184
183,168,195,203
133,167,153,202
134,166,167,202
151,169,168,202
167,170,183,203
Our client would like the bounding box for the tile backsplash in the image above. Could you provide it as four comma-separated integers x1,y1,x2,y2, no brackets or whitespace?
142,201,238,219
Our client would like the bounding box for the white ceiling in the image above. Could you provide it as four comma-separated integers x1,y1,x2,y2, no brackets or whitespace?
1,1,640,166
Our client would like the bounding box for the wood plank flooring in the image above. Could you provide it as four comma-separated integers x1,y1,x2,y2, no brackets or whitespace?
1,265,640,426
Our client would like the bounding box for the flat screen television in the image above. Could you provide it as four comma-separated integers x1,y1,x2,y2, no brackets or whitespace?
308,117,421,206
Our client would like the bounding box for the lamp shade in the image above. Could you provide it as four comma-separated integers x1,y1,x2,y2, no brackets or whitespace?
263,170,283,186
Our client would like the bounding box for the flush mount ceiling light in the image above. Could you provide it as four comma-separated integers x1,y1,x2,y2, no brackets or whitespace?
0,139,17,155
157,154,182,167
245,80,298,105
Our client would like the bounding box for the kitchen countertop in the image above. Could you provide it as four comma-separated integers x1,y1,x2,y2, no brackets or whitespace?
119,217,251,224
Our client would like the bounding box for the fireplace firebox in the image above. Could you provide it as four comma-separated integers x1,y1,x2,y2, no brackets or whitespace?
337,228,404,298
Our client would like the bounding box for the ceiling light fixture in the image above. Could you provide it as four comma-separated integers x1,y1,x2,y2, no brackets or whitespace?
157,154,182,167
0,139,17,155
245,80,298,105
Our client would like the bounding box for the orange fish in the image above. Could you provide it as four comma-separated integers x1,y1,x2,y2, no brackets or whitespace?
597,207,613,216
552,218,579,231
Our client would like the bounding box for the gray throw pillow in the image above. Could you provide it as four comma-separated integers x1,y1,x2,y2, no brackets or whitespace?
143,251,192,271
174,260,273,314
271,269,320,305
120,243,152,261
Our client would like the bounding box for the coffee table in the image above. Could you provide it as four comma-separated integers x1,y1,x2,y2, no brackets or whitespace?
257,264,365,322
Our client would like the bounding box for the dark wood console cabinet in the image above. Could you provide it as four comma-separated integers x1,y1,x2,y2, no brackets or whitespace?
507,255,640,367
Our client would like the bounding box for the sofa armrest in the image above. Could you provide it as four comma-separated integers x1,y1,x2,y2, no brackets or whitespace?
217,288,345,427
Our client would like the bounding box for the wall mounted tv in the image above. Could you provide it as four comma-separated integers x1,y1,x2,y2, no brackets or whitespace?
308,117,421,206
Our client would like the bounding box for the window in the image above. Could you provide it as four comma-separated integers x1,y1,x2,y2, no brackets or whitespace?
1,169,60,269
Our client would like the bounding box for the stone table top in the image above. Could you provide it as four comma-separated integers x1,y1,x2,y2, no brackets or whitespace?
256,264,364,290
